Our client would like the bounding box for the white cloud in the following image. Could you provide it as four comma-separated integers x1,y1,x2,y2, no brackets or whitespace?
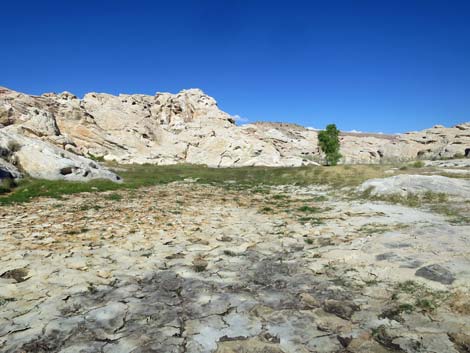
232,115,249,124
306,126,319,131
348,129,363,133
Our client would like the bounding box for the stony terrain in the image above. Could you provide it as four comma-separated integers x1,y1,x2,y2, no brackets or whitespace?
1,86,469,182
1,86,470,352
1,164,469,353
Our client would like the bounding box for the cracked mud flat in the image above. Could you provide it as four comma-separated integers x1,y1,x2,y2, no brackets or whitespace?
1,182,469,353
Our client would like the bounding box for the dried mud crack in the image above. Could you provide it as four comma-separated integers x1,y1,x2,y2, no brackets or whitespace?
0,182,469,353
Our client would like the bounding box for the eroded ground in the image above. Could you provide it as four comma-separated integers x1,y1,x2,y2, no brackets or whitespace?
1,181,469,353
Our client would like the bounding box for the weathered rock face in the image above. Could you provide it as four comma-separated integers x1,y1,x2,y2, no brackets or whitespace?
401,123,470,159
0,130,121,182
1,86,469,168
357,174,470,199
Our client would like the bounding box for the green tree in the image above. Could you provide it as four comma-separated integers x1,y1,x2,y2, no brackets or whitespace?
318,124,342,166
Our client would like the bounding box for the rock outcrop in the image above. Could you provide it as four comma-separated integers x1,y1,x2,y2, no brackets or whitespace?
0,130,121,182
357,174,470,198
1,86,469,173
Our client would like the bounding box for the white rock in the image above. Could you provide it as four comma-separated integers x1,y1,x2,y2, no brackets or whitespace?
0,130,121,182
1,86,469,167
357,174,470,198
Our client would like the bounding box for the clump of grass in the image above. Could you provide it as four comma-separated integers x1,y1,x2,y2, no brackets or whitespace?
87,153,105,162
430,204,470,224
410,160,424,168
298,205,321,213
298,216,323,225
358,223,406,235
398,303,415,313
312,195,328,202
260,206,274,213
0,178,16,195
253,187,270,194
104,193,122,201
79,204,103,211
364,190,468,225
416,298,437,311
390,280,449,316
397,280,421,294
361,190,448,208
380,303,415,321
64,227,89,235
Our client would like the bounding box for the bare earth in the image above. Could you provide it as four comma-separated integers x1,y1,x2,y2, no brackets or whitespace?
1,180,469,352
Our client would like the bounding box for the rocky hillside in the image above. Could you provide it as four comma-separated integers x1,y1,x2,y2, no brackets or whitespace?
1,86,469,180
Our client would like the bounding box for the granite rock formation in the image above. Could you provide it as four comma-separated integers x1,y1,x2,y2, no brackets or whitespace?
1,86,469,180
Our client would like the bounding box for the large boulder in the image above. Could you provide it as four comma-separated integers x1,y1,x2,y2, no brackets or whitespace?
0,130,121,182
357,174,470,198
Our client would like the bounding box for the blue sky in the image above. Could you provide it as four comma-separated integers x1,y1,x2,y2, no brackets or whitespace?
1,0,469,133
